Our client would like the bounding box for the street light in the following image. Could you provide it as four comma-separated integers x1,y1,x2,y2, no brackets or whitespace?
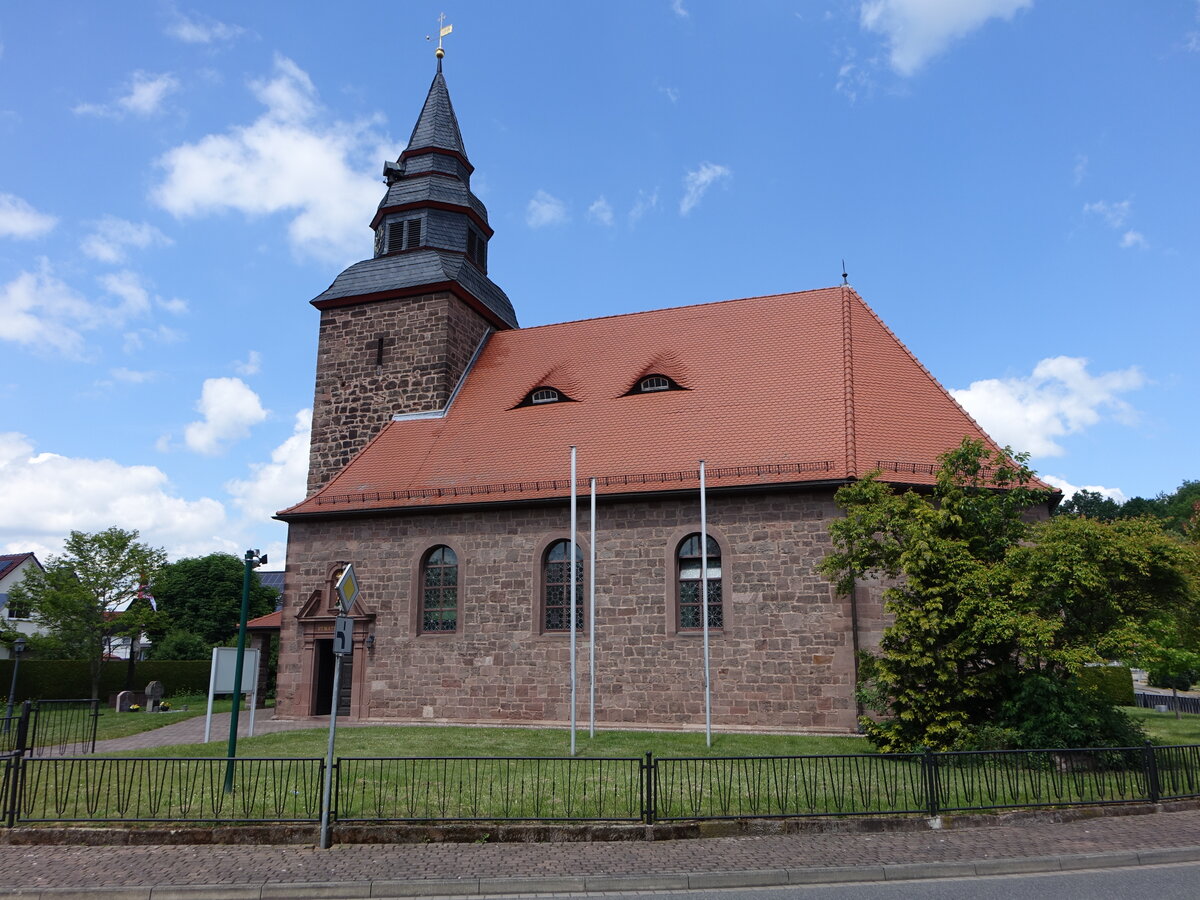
223,549,266,793
3,636,27,735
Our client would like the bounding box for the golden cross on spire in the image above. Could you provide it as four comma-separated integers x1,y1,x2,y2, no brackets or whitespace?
427,12,453,60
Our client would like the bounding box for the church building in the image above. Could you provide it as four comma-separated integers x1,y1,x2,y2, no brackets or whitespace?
275,54,1016,733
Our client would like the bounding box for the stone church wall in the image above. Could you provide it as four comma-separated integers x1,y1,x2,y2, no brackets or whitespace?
307,291,491,494
278,486,876,733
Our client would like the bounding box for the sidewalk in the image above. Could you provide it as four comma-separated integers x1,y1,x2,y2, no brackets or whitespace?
91,708,355,753
7,718,1200,898
4,807,1200,898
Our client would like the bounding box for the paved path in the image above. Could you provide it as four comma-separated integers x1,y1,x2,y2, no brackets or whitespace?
91,708,349,752
7,718,1200,898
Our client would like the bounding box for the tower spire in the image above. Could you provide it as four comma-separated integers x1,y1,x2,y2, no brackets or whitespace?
427,13,453,71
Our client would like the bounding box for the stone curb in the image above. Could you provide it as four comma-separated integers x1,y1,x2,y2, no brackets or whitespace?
10,846,1200,899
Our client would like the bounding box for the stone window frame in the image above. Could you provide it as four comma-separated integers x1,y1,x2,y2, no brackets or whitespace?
409,538,467,638
533,533,589,637
663,524,732,637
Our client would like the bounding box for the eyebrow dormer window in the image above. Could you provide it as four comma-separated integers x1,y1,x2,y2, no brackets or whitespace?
513,385,576,408
624,374,684,396
638,375,669,393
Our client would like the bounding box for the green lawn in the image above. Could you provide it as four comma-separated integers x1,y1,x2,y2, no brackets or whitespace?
116,723,870,759
1130,706,1200,745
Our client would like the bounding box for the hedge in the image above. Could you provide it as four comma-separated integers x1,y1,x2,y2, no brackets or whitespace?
1079,665,1136,707
0,659,211,701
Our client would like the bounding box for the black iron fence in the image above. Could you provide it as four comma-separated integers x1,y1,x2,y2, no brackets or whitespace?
3,744,1199,829
336,755,645,822
0,700,99,757
1136,690,1200,716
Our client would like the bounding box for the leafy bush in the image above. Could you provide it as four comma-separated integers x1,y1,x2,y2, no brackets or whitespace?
1078,665,1136,706
150,630,211,661
994,675,1146,749
1149,667,1197,692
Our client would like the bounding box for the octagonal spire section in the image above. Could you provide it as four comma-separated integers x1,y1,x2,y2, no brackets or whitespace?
311,64,516,330
404,70,467,165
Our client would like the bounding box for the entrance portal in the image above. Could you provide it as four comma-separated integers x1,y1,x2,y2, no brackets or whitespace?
311,638,352,716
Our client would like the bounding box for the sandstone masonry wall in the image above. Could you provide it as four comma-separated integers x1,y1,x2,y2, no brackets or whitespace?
306,292,492,494
278,487,866,733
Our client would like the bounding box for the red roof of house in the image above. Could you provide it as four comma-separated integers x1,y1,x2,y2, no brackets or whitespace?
0,553,39,579
247,610,282,630
281,286,1044,517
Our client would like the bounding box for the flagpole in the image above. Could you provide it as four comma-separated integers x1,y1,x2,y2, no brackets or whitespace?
589,476,597,738
700,460,711,747
569,445,578,757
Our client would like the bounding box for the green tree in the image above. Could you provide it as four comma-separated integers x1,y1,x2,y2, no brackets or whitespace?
1055,489,1122,521
8,528,166,700
150,630,212,660
821,439,1199,752
149,553,276,647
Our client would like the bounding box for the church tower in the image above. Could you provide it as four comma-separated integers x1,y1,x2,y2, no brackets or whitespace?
306,52,517,494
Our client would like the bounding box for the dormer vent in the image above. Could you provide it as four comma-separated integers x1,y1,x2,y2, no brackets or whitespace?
623,373,685,396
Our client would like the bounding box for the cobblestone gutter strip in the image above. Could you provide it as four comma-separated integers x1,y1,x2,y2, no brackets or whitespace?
5,848,1200,900
4,799,1200,846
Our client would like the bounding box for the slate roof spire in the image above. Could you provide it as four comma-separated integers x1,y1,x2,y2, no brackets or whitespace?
310,51,517,329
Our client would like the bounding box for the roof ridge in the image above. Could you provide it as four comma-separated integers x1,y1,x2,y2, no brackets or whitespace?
508,286,845,335
840,285,857,478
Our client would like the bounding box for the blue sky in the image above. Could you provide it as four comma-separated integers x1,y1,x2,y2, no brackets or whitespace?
1,1,1197,563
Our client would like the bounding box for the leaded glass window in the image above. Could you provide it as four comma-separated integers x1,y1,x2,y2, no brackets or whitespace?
543,539,584,632
677,534,722,630
421,545,458,633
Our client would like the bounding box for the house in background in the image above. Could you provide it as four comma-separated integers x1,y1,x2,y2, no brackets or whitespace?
0,553,44,659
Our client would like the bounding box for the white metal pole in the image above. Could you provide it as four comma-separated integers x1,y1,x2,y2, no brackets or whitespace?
569,446,578,757
589,476,597,738
700,460,711,747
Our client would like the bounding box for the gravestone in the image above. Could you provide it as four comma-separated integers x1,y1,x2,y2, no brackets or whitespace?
115,690,135,713
144,680,165,713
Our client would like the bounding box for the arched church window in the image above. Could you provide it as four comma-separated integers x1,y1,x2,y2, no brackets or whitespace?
543,539,584,632
420,545,458,633
677,534,722,630
531,388,561,404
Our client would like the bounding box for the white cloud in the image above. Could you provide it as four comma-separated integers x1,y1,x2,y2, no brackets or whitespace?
166,11,246,44
75,71,179,118
1072,153,1088,186
0,193,57,239
1040,475,1127,504
680,162,731,215
226,408,311,523
234,350,262,376
526,189,568,228
659,85,679,103
1084,199,1148,249
0,432,228,560
1120,230,1148,250
123,323,184,354
629,188,660,224
109,368,157,384
181,377,268,455
951,356,1146,457
587,196,614,227
152,55,385,263
860,0,1032,76
81,217,172,263
1083,200,1131,228
98,270,153,321
672,0,689,19
0,262,100,357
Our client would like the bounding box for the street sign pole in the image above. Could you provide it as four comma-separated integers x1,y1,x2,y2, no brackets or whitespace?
319,566,359,849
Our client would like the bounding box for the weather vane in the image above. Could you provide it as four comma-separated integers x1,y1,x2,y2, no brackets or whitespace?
426,12,453,61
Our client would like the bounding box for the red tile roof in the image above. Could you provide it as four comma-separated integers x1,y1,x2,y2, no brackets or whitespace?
281,286,1041,517
247,610,282,630
0,553,39,579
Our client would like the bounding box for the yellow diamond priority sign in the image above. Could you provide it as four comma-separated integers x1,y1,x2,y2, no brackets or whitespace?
335,564,359,614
